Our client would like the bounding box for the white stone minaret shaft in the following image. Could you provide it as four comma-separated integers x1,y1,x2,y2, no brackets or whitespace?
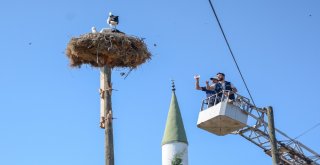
162,82,188,165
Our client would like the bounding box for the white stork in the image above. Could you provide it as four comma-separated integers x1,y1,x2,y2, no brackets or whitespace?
91,26,97,33
107,12,119,29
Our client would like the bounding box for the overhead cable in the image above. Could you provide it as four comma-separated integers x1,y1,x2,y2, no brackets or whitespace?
208,0,256,106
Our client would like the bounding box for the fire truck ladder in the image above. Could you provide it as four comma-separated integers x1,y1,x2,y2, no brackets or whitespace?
231,94,320,165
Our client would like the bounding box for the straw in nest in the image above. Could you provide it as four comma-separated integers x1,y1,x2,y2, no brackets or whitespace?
66,29,151,68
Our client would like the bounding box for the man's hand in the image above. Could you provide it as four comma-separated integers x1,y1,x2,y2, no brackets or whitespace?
195,75,201,90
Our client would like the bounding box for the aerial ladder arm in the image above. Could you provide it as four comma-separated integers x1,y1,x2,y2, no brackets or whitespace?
235,96,320,165
197,92,320,165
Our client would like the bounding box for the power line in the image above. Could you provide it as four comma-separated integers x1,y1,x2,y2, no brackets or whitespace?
294,122,320,140
208,0,256,106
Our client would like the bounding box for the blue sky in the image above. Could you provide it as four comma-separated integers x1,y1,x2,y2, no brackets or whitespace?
1,0,320,164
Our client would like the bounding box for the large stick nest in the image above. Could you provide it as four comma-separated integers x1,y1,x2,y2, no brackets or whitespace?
66,29,151,68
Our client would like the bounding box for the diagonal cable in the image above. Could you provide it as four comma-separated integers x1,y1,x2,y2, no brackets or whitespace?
294,122,320,140
208,0,256,106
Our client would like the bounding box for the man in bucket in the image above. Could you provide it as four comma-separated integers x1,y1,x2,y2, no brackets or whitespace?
211,72,237,102
195,75,220,107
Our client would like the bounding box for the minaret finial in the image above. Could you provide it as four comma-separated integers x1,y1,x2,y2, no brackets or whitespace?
171,80,176,91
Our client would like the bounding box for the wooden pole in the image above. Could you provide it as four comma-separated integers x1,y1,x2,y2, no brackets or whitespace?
100,66,114,165
100,67,106,128
266,106,280,165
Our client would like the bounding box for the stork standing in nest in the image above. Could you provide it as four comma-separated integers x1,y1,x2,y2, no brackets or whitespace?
107,12,119,29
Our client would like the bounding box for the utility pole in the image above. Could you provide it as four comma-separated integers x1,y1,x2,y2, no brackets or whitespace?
266,106,280,165
66,23,151,165
100,66,114,165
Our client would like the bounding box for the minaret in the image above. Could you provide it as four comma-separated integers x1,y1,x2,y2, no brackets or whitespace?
162,81,188,165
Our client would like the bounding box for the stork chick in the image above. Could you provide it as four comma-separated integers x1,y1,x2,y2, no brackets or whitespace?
91,26,97,33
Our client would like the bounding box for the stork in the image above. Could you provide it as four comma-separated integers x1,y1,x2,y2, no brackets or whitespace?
107,12,119,29
91,26,97,33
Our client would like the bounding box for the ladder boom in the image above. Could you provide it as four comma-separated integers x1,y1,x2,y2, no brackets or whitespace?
235,95,320,165
198,91,320,165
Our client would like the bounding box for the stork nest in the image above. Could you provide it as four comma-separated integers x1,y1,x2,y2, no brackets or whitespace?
66,29,151,68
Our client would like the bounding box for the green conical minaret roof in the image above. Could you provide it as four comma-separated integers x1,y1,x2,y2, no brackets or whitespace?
162,82,188,146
